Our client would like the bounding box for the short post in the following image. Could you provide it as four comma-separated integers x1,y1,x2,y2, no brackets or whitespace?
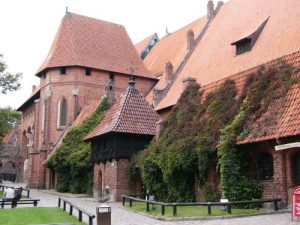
129,199,132,207
89,216,93,225
63,201,66,211
27,190,30,198
208,203,212,215
58,198,61,207
69,205,73,215
146,202,150,212
122,196,125,206
227,203,232,214
173,204,177,216
161,205,165,215
79,211,82,222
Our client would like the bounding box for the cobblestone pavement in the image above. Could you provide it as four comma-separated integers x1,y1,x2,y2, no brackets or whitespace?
3,182,300,225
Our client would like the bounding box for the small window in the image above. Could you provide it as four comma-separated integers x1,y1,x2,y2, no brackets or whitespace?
41,103,46,131
236,39,252,55
86,68,91,76
58,98,67,128
60,67,66,75
256,153,273,180
109,72,115,80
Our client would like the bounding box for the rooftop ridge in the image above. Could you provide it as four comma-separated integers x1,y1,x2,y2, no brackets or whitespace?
152,2,224,106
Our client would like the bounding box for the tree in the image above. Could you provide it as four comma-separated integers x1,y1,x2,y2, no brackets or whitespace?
0,107,21,137
0,54,22,94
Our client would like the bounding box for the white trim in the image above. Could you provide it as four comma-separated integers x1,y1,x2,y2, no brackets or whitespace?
275,142,300,151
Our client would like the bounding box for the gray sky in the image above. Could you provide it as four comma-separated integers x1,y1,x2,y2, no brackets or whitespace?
0,0,228,109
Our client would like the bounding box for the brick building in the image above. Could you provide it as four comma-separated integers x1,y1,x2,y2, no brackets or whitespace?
17,12,156,189
85,79,159,200
16,0,300,205
135,0,300,205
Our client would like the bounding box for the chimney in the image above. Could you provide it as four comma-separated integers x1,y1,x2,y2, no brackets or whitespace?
183,77,197,90
166,62,174,83
187,29,195,51
32,85,37,93
207,0,215,20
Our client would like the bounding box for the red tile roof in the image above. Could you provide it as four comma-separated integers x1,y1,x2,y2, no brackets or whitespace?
198,51,300,145
151,0,300,111
72,100,100,127
85,81,160,141
17,86,40,111
2,128,18,145
36,13,154,79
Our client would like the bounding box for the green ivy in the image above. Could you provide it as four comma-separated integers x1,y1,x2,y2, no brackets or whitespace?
137,59,298,203
218,59,298,201
47,98,109,194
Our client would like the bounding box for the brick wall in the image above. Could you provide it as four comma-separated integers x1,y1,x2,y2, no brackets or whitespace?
93,159,142,201
23,65,156,188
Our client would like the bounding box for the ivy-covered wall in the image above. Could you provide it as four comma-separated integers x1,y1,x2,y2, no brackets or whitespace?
47,98,109,194
133,60,298,203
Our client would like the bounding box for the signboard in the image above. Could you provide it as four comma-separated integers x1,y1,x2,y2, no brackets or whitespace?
292,186,300,221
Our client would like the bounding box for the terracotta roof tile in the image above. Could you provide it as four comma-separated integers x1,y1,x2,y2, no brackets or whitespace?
36,13,154,79
196,51,300,144
155,0,300,111
72,100,101,127
2,129,18,145
17,86,40,111
85,81,160,140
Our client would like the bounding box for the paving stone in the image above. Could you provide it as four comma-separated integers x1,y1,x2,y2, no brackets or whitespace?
3,182,300,225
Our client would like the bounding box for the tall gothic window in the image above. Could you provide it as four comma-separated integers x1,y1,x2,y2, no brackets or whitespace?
256,153,273,180
58,98,67,128
41,103,46,131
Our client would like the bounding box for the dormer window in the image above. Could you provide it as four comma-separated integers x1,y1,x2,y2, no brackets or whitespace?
60,67,66,75
231,18,269,55
235,38,252,55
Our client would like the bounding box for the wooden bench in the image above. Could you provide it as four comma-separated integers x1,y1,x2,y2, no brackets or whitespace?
0,198,40,208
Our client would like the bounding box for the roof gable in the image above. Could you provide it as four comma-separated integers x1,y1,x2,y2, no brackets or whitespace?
36,13,154,79
85,80,160,140
154,0,300,111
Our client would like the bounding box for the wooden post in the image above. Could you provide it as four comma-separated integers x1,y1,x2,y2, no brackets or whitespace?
89,216,93,225
227,204,232,214
173,204,177,216
122,196,125,206
58,198,61,207
69,205,73,215
79,211,82,222
161,205,165,215
146,202,150,212
63,201,66,211
129,199,132,207
27,190,30,198
208,203,212,215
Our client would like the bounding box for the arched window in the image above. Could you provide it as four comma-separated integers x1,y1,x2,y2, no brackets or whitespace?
41,103,46,131
58,98,67,128
256,153,273,180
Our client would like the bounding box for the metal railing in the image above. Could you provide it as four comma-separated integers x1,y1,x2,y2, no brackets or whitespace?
58,197,95,225
122,195,282,216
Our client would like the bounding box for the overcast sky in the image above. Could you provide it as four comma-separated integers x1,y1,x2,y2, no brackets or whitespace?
0,0,228,109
